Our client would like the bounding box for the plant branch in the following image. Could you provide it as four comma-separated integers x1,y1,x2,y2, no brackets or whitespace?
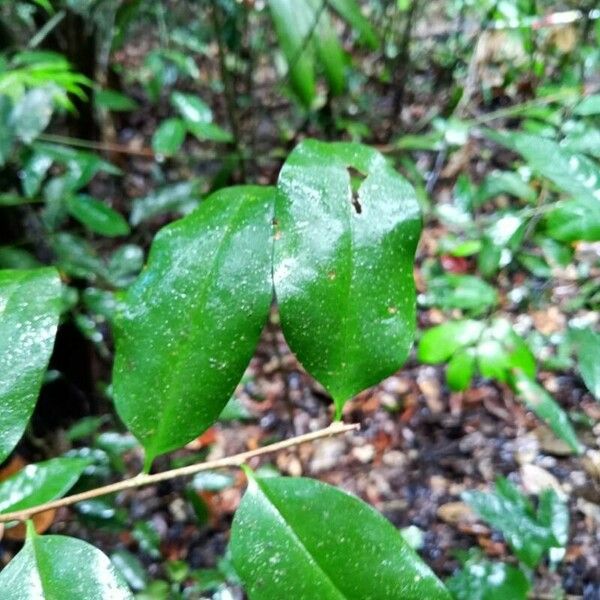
0,422,360,524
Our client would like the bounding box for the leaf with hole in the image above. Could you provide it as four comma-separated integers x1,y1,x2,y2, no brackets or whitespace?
274,141,421,415
231,474,451,599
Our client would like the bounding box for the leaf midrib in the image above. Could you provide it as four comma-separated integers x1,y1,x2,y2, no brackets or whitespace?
146,196,260,460
255,478,347,599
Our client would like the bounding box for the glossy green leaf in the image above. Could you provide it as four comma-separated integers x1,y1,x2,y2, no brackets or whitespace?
309,0,346,96
569,328,600,400
544,197,600,242
275,141,421,414
66,194,130,237
268,0,316,107
0,268,62,463
171,92,232,142
482,319,536,382
419,274,498,314
129,180,202,226
11,87,53,143
106,244,144,288
231,475,451,599
0,247,41,270
477,339,510,381
463,478,567,568
111,550,148,592
0,525,132,599
22,151,53,197
327,0,378,48
113,186,275,465
51,232,106,282
447,348,476,391
512,373,583,455
562,129,600,158
477,170,536,205
418,320,484,364
0,457,90,514
0,95,15,165
488,130,600,204
447,552,530,600
95,89,138,112
171,92,213,124
187,120,233,143
573,94,600,116
151,117,186,156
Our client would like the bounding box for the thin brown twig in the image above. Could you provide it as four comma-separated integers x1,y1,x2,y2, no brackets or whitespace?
0,422,360,524
37,133,155,158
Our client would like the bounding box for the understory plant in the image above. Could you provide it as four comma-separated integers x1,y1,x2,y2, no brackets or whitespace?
0,140,455,598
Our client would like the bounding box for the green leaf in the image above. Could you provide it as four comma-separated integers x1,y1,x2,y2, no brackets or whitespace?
268,0,316,107
51,232,106,282
477,170,536,205
0,457,90,514
0,268,62,463
0,247,41,270
0,95,15,165
512,373,583,455
186,121,233,143
420,274,498,314
111,549,148,592
447,349,476,391
106,244,144,288
171,91,213,124
0,526,132,599
151,117,186,157
327,0,378,48
66,194,130,237
10,87,54,143
569,328,600,400
129,180,202,226
573,94,600,116
418,320,484,364
95,89,139,112
544,197,600,242
22,151,53,197
447,552,530,600
477,339,510,382
562,129,600,158
463,478,567,568
231,475,451,599
488,130,600,204
309,0,346,96
113,186,275,465
275,141,421,414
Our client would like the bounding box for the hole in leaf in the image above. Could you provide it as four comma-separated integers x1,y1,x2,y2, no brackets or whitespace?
347,167,365,214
